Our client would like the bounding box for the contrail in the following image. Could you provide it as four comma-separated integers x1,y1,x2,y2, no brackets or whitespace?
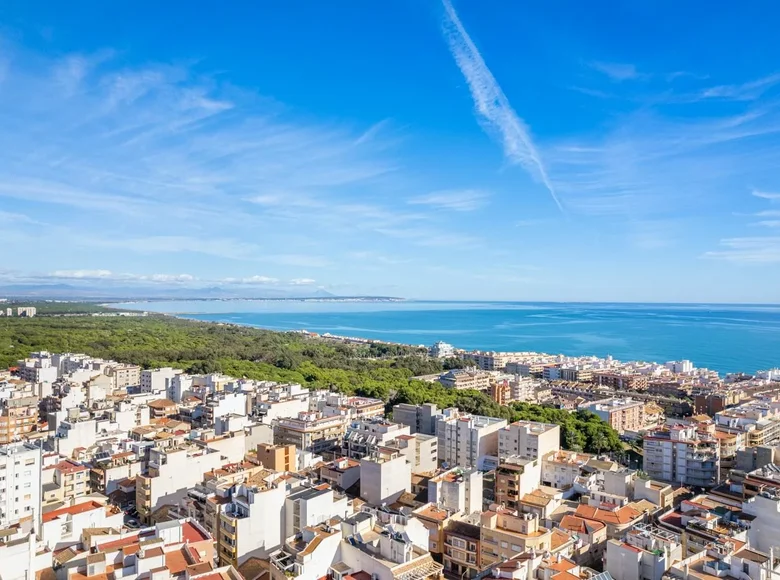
441,0,564,212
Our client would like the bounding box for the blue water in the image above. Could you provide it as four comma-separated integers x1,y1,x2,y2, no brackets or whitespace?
115,300,780,374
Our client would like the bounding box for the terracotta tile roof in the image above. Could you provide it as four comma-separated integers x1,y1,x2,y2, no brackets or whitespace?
574,504,643,526
42,501,103,523
560,514,606,534
165,547,191,574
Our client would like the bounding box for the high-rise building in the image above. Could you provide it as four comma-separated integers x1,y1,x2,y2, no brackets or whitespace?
437,413,507,470
0,443,42,532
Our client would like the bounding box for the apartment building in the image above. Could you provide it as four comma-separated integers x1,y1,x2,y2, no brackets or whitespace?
498,420,560,462
443,519,481,579
41,460,89,506
201,392,248,426
316,394,384,421
89,450,141,496
391,433,438,474
285,483,350,537
273,412,347,455
541,450,591,491
140,367,181,394
16,357,58,385
16,307,36,317
438,369,491,391
495,459,541,511
0,443,42,530
106,363,141,390
480,510,552,568
136,445,223,523
360,447,411,506
593,371,648,391
342,417,411,460
429,467,483,515
392,402,443,435
217,470,286,566
429,341,455,359
643,425,720,487
0,397,39,444
580,397,645,434
256,443,296,472
606,524,683,580
319,458,361,491
466,351,519,371
437,413,507,470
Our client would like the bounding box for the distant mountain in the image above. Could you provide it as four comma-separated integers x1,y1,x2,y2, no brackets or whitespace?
0,283,390,301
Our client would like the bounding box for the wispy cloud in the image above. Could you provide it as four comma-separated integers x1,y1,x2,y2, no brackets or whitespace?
589,61,644,82
408,189,488,211
699,73,780,101
753,190,780,200
289,278,316,286
440,0,563,212
703,237,780,263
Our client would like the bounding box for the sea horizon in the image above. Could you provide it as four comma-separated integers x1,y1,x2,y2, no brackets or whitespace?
116,299,780,375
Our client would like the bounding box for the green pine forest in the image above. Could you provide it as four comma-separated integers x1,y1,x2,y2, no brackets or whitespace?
0,309,622,454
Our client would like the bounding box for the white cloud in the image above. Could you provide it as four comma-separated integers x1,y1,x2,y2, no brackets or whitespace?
408,189,488,211
51,269,115,279
289,278,316,286
221,275,280,285
440,0,563,212
49,270,195,283
753,190,780,200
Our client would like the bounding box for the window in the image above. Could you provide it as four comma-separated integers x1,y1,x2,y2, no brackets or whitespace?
23,482,30,489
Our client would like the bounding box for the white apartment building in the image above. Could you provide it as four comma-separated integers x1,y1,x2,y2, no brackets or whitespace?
428,467,483,515
16,307,36,317
202,392,247,425
666,360,694,374
218,472,287,566
429,341,455,359
106,363,141,389
498,420,560,462
743,487,780,555
0,443,42,531
360,448,411,506
16,358,58,385
136,446,223,522
541,450,591,490
140,367,181,394
437,413,507,470
643,425,720,487
284,484,350,538
392,433,438,474
466,351,520,371
342,417,411,460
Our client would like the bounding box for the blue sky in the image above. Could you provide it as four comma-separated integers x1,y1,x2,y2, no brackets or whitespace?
1,1,780,302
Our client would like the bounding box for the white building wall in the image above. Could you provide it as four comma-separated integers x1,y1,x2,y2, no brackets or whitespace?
234,483,286,564
360,455,411,506
743,494,780,554
0,444,42,531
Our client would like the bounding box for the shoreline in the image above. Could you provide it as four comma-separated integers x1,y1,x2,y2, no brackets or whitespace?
109,300,780,377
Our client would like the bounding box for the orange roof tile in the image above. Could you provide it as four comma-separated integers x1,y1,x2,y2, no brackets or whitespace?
42,501,103,523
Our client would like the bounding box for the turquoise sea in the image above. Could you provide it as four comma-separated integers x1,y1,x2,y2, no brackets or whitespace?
116,301,780,375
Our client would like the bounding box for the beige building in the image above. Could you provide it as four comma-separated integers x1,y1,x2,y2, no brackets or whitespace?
480,509,552,567
256,443,296,472
579,398,645,434
107,363,141,389
273,412,347,455
495,458,542,511
438,369,491,391
498,420,560,461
